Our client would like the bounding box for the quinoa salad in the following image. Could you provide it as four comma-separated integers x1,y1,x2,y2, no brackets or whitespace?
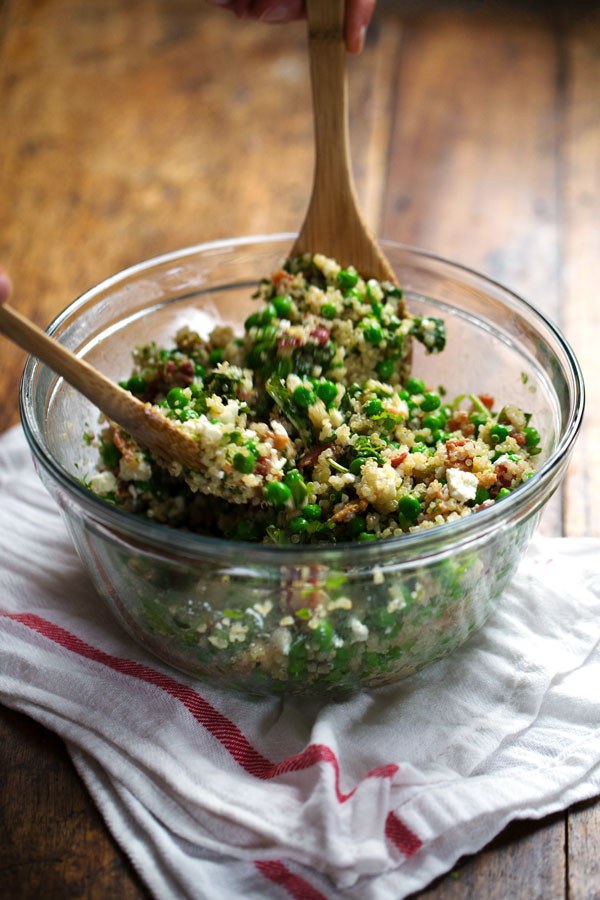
88,253,542,545
82,253,542,692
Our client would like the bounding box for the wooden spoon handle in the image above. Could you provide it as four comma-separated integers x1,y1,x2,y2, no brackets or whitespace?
0,302,204,469
305,0,352,205
0,302,129,412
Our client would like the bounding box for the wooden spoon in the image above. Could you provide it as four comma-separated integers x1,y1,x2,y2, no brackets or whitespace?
292,0,398,286
0,290,207,471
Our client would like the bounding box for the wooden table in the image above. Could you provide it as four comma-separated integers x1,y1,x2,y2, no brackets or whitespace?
1,0,599,895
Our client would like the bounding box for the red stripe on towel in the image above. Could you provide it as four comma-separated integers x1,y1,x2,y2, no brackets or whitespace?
385,811,422,857
254,860,328,900
4,612,420,855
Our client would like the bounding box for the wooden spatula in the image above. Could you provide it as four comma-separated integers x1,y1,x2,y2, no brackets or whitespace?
0,277,207,471
291,0,398,285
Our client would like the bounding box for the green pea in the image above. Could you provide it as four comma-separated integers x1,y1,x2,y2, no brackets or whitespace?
337,268,359,289
260,303,277,324
313,621,334,651
293,385,316,409
289,516,308,534
347,383,362,397
496,487,512,500
302,503,322,520
265,481,292,507
474,486,489,504
126,374,147,395
194,362,205,378
209,347,224,364
283,470,308,507
175,408,199,422
398,389,410,401
398,494,421,522
412,443,428,454
233,452,256,474
422,413,443,431
432,430,449,444
363,323,383,344
358,532,377,542
524,426,540,447
244,312,261,330
321,302,337,320
420,392,440,412
272,295,292,318
347,516,366,537
316,380,337,405
166,387,188,409
363,398,383,417
376,358,395,381
489,423,509,444
406,377,425,395
349,457,369,475
371,301,384,319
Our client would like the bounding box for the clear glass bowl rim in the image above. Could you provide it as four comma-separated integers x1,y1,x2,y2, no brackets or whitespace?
20,234,585,566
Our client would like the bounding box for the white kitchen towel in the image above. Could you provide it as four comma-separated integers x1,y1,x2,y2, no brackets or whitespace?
1,422,599,900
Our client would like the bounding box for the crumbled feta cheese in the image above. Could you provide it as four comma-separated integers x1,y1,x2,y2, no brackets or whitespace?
270,627,292,655
348,616,369,642
89,471,119,495
446,468,478,502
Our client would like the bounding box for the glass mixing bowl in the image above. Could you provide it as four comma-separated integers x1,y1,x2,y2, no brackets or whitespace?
20,236,584,695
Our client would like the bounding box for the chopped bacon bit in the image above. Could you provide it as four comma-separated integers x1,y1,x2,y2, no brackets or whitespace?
513,431,526,446
110,423,139,462
255,457,271,476
329,498,368,524
390,453,408,468
297,442,335,469
462,423,475,437
277,336,303,349
448,411,469,430
179,359,195,384
165,360,176,376
266,430,291,451
271,269,293,290
494,464,513,488
310,327,330,345
478,393,494,409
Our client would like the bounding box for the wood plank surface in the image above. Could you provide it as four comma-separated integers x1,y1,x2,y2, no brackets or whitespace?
0,1,598,898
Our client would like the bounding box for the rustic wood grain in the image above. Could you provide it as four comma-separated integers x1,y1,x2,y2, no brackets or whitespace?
0,705,148,899
561,7,600,540
561,10,600,896
1,1,598,898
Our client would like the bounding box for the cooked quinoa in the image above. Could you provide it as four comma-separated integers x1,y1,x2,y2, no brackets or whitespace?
88,252,541,546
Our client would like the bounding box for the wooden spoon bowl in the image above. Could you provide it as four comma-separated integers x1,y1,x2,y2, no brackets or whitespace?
292,0,400,290
0,286,207,471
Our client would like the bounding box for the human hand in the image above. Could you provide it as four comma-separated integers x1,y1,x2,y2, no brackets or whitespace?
205,1,376,54
0,269,12,306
